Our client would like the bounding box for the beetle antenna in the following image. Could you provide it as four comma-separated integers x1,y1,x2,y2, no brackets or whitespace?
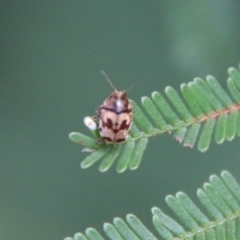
101,71,117,91
124,81,142,92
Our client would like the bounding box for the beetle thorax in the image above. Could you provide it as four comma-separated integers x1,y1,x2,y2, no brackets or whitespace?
103,91,129,113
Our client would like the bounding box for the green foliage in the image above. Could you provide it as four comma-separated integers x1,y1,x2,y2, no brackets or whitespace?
69,66,240,172
64,171,240,240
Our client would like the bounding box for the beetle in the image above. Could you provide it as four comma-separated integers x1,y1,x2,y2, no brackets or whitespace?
93,71,138,144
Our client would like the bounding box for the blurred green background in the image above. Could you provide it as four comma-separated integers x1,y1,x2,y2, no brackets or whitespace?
1,1,240,239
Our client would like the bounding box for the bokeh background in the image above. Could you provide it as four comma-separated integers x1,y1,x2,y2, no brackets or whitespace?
1,1,240,239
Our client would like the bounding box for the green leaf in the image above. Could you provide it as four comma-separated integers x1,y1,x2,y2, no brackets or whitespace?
70,65,240,172
116,140,135,173
126,214,157,240
197,188,223,220
215,114,228,144
181,83,204,119
206,229,216,240
128,138,148,170
221,171,240,202
210,175,240,212
80,148,108,169
73,233,88,240
195,232,205,240
103,223,123,240
152,215,174,239
165,86,193,122
203,183,232,217
226,220,236,240
131,100,154,133
113,218,140,240
141,96,168,129
198,119,215,152
183,123,201,148
228,67,240,90
85,228,105,240
68,171,240,240
194,78,223,111
128,122,140,138
152,207,185,237
176,192,210,227
174,127,187,143
225,110,238,141
237,112,240,136
69,132,99,149
99,145,121,172
236,217,240,239
207,75,233,108
215,225,226,240
188,80,214,115
166,195,199,231
152,91,181,126
227,78,240,104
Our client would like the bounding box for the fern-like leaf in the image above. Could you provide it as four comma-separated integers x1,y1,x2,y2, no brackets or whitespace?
64,171,240,240
69,66,240,172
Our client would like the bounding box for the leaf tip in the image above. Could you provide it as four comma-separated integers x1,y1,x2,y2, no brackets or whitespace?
151,91,159,98
116,167,126,174
80,162,88,169
188,81,194,87
141,96,148,103
63,237,73,240
228,67,236,75
103,222,111,230
165,86,173,93
113,217,122,224
151,207,159,215
129,165,138,171
209,175,218,183
173,135,184,143
68,132,76,139
220,170,230,178
99,166,109,173
180,83,187,89
165,195,175,203
126,213,134,221
198,145,208,153
183,143,194,148
206,75,214,81
193,77,202,82
196,188,203,197
74,233,85,239
176,191,185,199
81,148,95,153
